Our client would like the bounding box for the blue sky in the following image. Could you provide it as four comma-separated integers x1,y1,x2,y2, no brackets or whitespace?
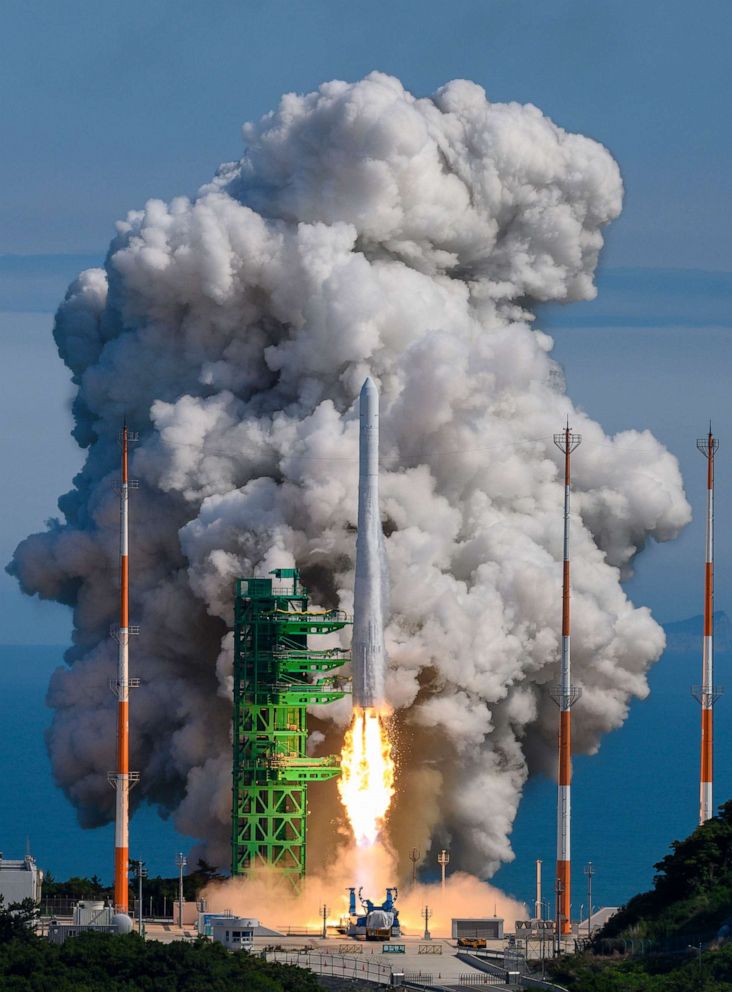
0,0,731,899
2,0,730,641
1,0,730,265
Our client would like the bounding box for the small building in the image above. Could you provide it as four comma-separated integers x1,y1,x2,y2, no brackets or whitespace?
48,902,133,944
575,907,617,935
210,916,258,951
73,901,114,927
452,917,504,941
0,855,43,905
197,910,236,937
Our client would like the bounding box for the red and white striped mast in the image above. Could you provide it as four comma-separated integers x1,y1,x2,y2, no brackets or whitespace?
111,422,139,912
552,423,582,939
694,426,721,825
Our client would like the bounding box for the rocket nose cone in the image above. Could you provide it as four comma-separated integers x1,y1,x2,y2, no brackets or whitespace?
361,376,377,397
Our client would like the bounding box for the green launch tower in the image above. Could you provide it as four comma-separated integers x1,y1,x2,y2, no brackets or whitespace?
232,568,350,882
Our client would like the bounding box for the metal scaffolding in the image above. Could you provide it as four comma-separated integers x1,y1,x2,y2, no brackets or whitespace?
232,568,350,882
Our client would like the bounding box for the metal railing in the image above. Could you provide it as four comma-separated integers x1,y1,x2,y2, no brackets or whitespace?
40,896,178,920
456,952,508,980
519,977,569,992
456,974,506,986
265,950,393,985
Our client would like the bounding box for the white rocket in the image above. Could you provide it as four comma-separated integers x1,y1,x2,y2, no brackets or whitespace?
352,377,387,709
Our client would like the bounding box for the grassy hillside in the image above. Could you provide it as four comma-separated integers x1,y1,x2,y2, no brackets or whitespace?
601,799,732,943
551,945,732,991
549,801,732,990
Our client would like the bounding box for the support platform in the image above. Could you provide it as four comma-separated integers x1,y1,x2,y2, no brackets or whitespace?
232,568,350,882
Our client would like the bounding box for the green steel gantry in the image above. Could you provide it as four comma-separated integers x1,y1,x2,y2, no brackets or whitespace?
232,568,350,882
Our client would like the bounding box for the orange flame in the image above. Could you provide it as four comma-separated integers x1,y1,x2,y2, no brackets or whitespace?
338,707,395,847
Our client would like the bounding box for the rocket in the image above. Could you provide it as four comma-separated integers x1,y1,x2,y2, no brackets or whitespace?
352,377,387,709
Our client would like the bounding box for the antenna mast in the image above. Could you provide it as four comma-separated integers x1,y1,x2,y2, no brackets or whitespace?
110,422,140,912
551,423,582,938
693,427,722,824
409,848,420,885
438,849,450,891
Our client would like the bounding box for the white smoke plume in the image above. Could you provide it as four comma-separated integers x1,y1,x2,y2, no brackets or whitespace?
11,73,690,877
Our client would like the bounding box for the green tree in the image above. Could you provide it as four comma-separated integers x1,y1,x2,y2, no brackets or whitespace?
0,905,322,992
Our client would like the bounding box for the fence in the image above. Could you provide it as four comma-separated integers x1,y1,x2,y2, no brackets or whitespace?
468,940,566,992
469,950,507,964
456,974,506,987
456,970,567,991
40,896,177,920
456,952,508,981
40,898,77,918
593,934,708,957
265,950,393,985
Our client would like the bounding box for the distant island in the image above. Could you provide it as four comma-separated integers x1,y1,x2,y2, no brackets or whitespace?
663,611,732,657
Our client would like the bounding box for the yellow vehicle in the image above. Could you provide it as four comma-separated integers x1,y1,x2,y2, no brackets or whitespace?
457,937,487,949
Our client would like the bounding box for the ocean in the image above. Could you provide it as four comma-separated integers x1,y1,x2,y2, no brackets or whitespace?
494,612,732,913
1,616,729,913
0,645,190,881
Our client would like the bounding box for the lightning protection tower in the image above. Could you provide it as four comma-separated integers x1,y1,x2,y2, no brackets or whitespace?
438,849,450,890
693,427,722,824
551,423,582,937
109,422,140,913
232,568,350,883
409,848,420,884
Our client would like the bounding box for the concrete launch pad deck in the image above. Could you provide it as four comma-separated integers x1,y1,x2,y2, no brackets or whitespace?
142,928,509,982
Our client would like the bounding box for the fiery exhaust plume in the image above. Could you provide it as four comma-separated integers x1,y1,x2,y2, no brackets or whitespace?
338,708,395,847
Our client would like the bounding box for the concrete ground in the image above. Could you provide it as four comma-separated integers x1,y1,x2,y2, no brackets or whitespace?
143,922,198,942
261,934,470,981
142,927,507,983
259,935,515,989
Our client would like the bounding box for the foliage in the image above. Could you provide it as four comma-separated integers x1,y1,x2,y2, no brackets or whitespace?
0,913,321,992
599,799,732,942
0,899,40,944
551,943,732,991
548,800,732,990
42,859,223,907
41,874,109,900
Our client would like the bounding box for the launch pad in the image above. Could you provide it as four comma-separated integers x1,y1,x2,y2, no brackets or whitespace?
232,568,350,882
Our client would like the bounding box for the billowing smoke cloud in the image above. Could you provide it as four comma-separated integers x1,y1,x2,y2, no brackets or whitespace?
11,73,689,876
202,845,526,936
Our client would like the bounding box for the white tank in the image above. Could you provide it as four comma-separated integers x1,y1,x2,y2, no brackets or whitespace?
112,913,134,935
366,910,393,930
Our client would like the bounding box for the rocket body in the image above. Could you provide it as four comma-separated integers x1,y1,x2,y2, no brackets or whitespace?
352,377,387,709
